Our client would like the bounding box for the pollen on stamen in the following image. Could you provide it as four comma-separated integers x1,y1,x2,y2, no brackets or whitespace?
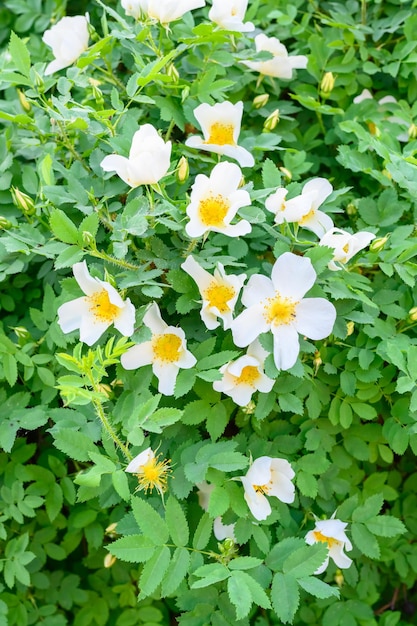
204,282,235,313
254,484,269,494
134,455,171,496
198,194,230,227
88,290,120,323
152,333,182,363
204,122,236,146
235,365,261,387
264,294,297,326
313,530,340,549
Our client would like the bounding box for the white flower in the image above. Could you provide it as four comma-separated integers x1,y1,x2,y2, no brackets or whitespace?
209,0,254,32
197,482,236,541
43,15,89,75
213,340,274,406
185,101,254,168
243,33,307,79
231,252,336,371
120,302,196,395
57,261,136,346
123,0,205,23
240,456,295,521
265,188,313,226
100,125,172,188
319,227,376,271
181,255,246,330
185,162,252,238
305,515,353,574
294,178,334,237
126,447,171,496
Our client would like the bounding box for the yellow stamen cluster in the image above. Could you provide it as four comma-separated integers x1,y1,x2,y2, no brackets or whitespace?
235,365,261,387
313,530,341,549
204,282,235,313
264,294,297,326
89,290,120,323
205,122,236,146
135,455,171,496
198,195,230,227
152,333,182,363
254,483,270,495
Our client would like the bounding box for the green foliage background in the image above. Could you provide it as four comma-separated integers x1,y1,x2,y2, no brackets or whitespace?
0,0,417,624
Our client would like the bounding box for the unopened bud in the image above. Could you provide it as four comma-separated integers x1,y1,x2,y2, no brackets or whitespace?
320,72,335,96
369,235,388,252
105,522,118,535
345,203,357,216
335,569,344,587
104,554,117,568
0,216,12,229
408,123,417,140
346,321,355,336
313,351,322,373
34,70,44,92
167,63,179,83
263,109,279,132
177,156,189,183
241,400,255,415
408,307,417,322
181,86,190,103
88,77,103,104
13,326,30,340
11,187,35,214
253,93,269,109
82,230,96,247
279,166,292,182
17,89,31,112
367,122,380,137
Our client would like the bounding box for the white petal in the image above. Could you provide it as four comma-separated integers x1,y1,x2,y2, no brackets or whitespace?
73,261,100,296
213,517,236,541
295,298,336,340
242,274,275,308
241,477,271,520
271,458,295,480
143,302,167,334
231,304,268,347
113,298,136,337
177,348,197,369
219,145,255,168
220,220,252,237
268,474,295,504
100,155,131,186
152,361,179,396
301,210,334,238
302,178,333,208
79,316,110,346
271,324,300,371
57,297,90,333
181,256,212,291
245,456,272,485
271,252,316,300
120,342,153,369
329,543,353,569
125,447,154,473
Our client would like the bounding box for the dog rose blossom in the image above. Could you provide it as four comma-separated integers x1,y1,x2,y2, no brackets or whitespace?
243,33,307,79
305,515,353,574
43,15,89,75
123,0,205,23
319,227,376,271
241,456,295,521
209,0,254,32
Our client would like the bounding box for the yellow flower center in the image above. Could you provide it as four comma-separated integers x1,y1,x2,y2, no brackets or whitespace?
205,122,236,146
135,456,171,495
198,194,230,227
254,483,270,494
313,530,340,549
152,333,182,363
203,282,235,313
264,294,297,326
235,365,261,387
89,290,120,323
299,208,315,225
342,243,350,254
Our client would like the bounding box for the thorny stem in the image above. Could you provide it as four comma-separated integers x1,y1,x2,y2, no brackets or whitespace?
87,246,143,271
92,394,132,461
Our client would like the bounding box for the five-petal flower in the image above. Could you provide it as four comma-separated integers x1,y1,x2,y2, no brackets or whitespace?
100,124,172,188
43,15,89,75
240,456,295,521
125,447,171,496
305,515,353,574
209,0,254,32
243,33,307,79
319,227,376,271
231,252,336,371
120,302,196,395
121,0,206,23
185,101,254,168
57,261,136,346
185,161,252,238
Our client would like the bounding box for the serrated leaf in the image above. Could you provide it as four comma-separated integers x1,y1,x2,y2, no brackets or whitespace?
227,571,253,620
208,485,230,518
266,538,306,571
112,470,131,501
283,543,328,578
298,576,340,599
206,402,229,441
228,557,263,571
3,353,17,386
351,522,380,559
192,563,230,588
192,512,212,550
161,547,190,596
131,496,169,545
165,496,189,547
271,572,300,624
352,493,384,522
365,515,406,537
262,158,281,189
138,545,171,599
52,430,98,462
9,31,31,77
196,351,239,371
142,407,183,433
50,209,79,244
108,535,155,563
232,570,271,609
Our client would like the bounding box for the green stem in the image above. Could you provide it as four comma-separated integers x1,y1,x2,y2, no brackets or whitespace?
87,247,143,271
92,396,132,461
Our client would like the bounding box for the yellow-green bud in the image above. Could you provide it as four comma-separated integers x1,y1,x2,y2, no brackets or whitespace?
0,216,12,229
408,123,417,140
11,187,35,214
33,70,44,92
408,307,417,322
335,569,344,587
13,326,31,340
105,522,118,536
367,122,380,137
253,93,269,109
263,109,280,132
177,156,189,183
88,78,103,105
17,89,31,112
369,235,389,252
167,62,180,83
82,230,96,247
346,321,355,336
104,554,117,568
345,203,357,216
320,72,335,96
279,166,292,182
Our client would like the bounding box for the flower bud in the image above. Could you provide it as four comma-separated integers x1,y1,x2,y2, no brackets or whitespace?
82,230,96,247
241,400,255,415
367,122,380,137
105,522,118,535
33,70,45,92
0,216,12,229
167,62,180,83
346,321,355,336
17,89,31,112
11,187,35,215
13,326,31,340
408,307,417,322
88,78,103,105
253,93,269,109
335,569,344,587
369,235,388,252
177,156,189,183
263,109,279,132
313,350,322,374
320,72,335,96
104,554,117,568
345,203,357,216
408,123,417,140
279,166,292,182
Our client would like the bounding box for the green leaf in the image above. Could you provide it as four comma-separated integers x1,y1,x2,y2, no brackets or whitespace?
206,402,229,441
112,470,131,501
262,158,281,189
192,512,212,550
266,538,306,571
227,571,253,620
271,572,300,624
351,522,380,559
3,353,17,386
208,485,230,518
283,543,328,578
9,31,31,77
352,493,384,522
131,496,169,545
228,557,263,570
196,351,239,371
161,547,190,596
50,209,79,244
298,576,340,599
142,407,183,433
296,471,318,498
138,545,171,599
192,563,230,588
53,429,98,462
365,515,406,537
165,496,189,547
108,535,155,563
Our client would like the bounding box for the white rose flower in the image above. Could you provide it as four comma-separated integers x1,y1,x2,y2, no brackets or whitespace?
231,252,336,371
123,0,205,23
100,124,172,188
243,33,307,79
240,456,295,521
305,515,353,574
121,0,142,19
57,261,136,346
185,161,252,238
319,227,376,271
209,0,254,33
43,15,89,75
185,101,254,168
213,340,274,406
294,178,334,237
265,187,314,226
125,447,171,496
120,302,196,396
181,255,246,330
